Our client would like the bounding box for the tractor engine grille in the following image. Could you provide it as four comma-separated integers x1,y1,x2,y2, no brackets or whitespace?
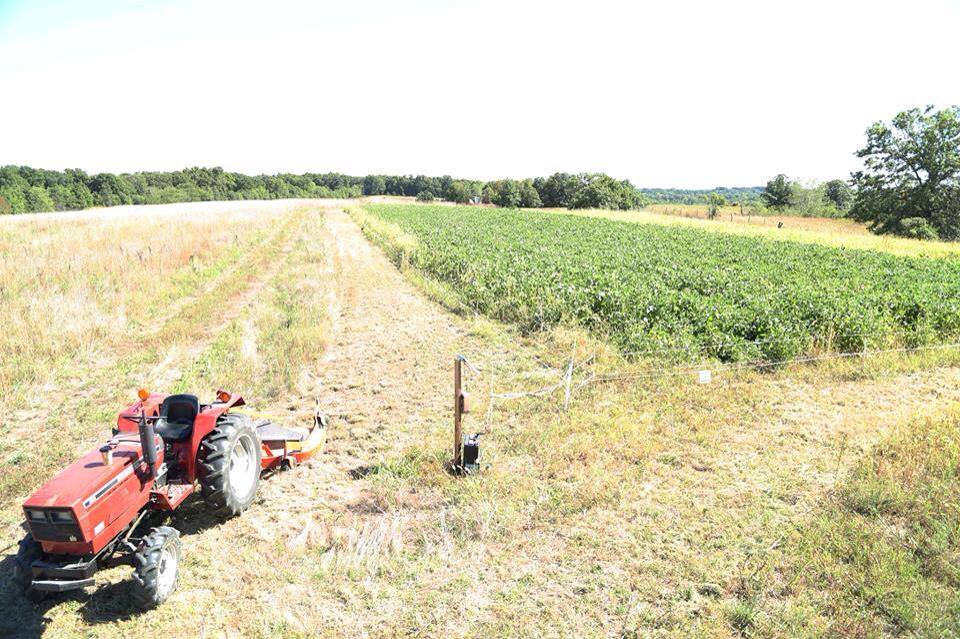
28,520,82,542
26,510,82,542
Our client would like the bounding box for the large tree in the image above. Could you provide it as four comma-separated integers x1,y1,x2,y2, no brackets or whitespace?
536,172,578,208
761,174,792,210
446,180,477,204
850,106,960,240
823,179,853,211
362,174,386,196
518,179,542,208
568,173,644,210
485,179,522,208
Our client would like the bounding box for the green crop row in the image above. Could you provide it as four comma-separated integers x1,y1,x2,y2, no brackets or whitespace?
359,204,960,363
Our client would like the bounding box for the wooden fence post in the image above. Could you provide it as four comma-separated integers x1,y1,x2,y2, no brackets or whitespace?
453,356,463,469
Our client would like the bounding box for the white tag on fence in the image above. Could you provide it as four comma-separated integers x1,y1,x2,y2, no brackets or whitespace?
698,369,712,385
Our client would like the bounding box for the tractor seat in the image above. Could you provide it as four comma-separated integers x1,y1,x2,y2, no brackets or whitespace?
155,394,200,442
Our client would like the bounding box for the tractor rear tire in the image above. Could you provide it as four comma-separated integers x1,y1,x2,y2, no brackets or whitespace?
197,414,261,517
131,526,181,610
13,534,46,602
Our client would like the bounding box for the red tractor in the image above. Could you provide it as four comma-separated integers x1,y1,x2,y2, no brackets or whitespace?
14,388,325,608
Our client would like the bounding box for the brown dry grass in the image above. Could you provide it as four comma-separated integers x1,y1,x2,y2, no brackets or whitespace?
559,205,960,258
0,201,319,402
645,203,872,234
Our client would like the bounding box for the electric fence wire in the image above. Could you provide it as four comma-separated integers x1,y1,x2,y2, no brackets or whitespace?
617,328,912,360
458,340,960,410
592,340,960,386
451,339,960,471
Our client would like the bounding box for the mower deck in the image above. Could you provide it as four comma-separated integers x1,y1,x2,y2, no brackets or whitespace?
252,413,327,470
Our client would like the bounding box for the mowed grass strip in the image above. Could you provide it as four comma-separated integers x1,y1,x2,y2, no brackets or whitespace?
173,228,331,400
357,204,960,363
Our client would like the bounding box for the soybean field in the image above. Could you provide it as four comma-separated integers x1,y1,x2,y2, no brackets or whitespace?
359,203,960,363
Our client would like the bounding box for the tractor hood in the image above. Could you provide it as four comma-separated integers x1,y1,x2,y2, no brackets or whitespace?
24,432,158,511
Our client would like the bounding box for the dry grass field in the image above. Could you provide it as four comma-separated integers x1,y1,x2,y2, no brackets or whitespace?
572,204,960,258
1,199,959,638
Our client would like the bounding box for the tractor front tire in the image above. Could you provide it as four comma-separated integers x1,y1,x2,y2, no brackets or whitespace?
131,526,181,610
197,414,261,517
13,534,46,602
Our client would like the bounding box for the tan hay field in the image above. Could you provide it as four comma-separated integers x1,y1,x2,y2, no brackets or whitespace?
0,200,958,637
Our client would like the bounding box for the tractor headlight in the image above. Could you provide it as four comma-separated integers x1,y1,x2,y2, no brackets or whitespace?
49,510,75,524
25,509,45,522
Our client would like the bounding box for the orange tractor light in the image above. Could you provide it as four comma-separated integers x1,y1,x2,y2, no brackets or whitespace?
137,388,150,401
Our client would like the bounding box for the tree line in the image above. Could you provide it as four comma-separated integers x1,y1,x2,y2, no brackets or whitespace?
759,175,853,218
0,166,755,217
0,167,655,215
0,166,368,214
641,186,764,205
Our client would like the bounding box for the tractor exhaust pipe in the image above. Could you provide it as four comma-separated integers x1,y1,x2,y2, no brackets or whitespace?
138,411,157,476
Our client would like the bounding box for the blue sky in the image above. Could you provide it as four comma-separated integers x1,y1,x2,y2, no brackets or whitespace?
1,0,958,187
